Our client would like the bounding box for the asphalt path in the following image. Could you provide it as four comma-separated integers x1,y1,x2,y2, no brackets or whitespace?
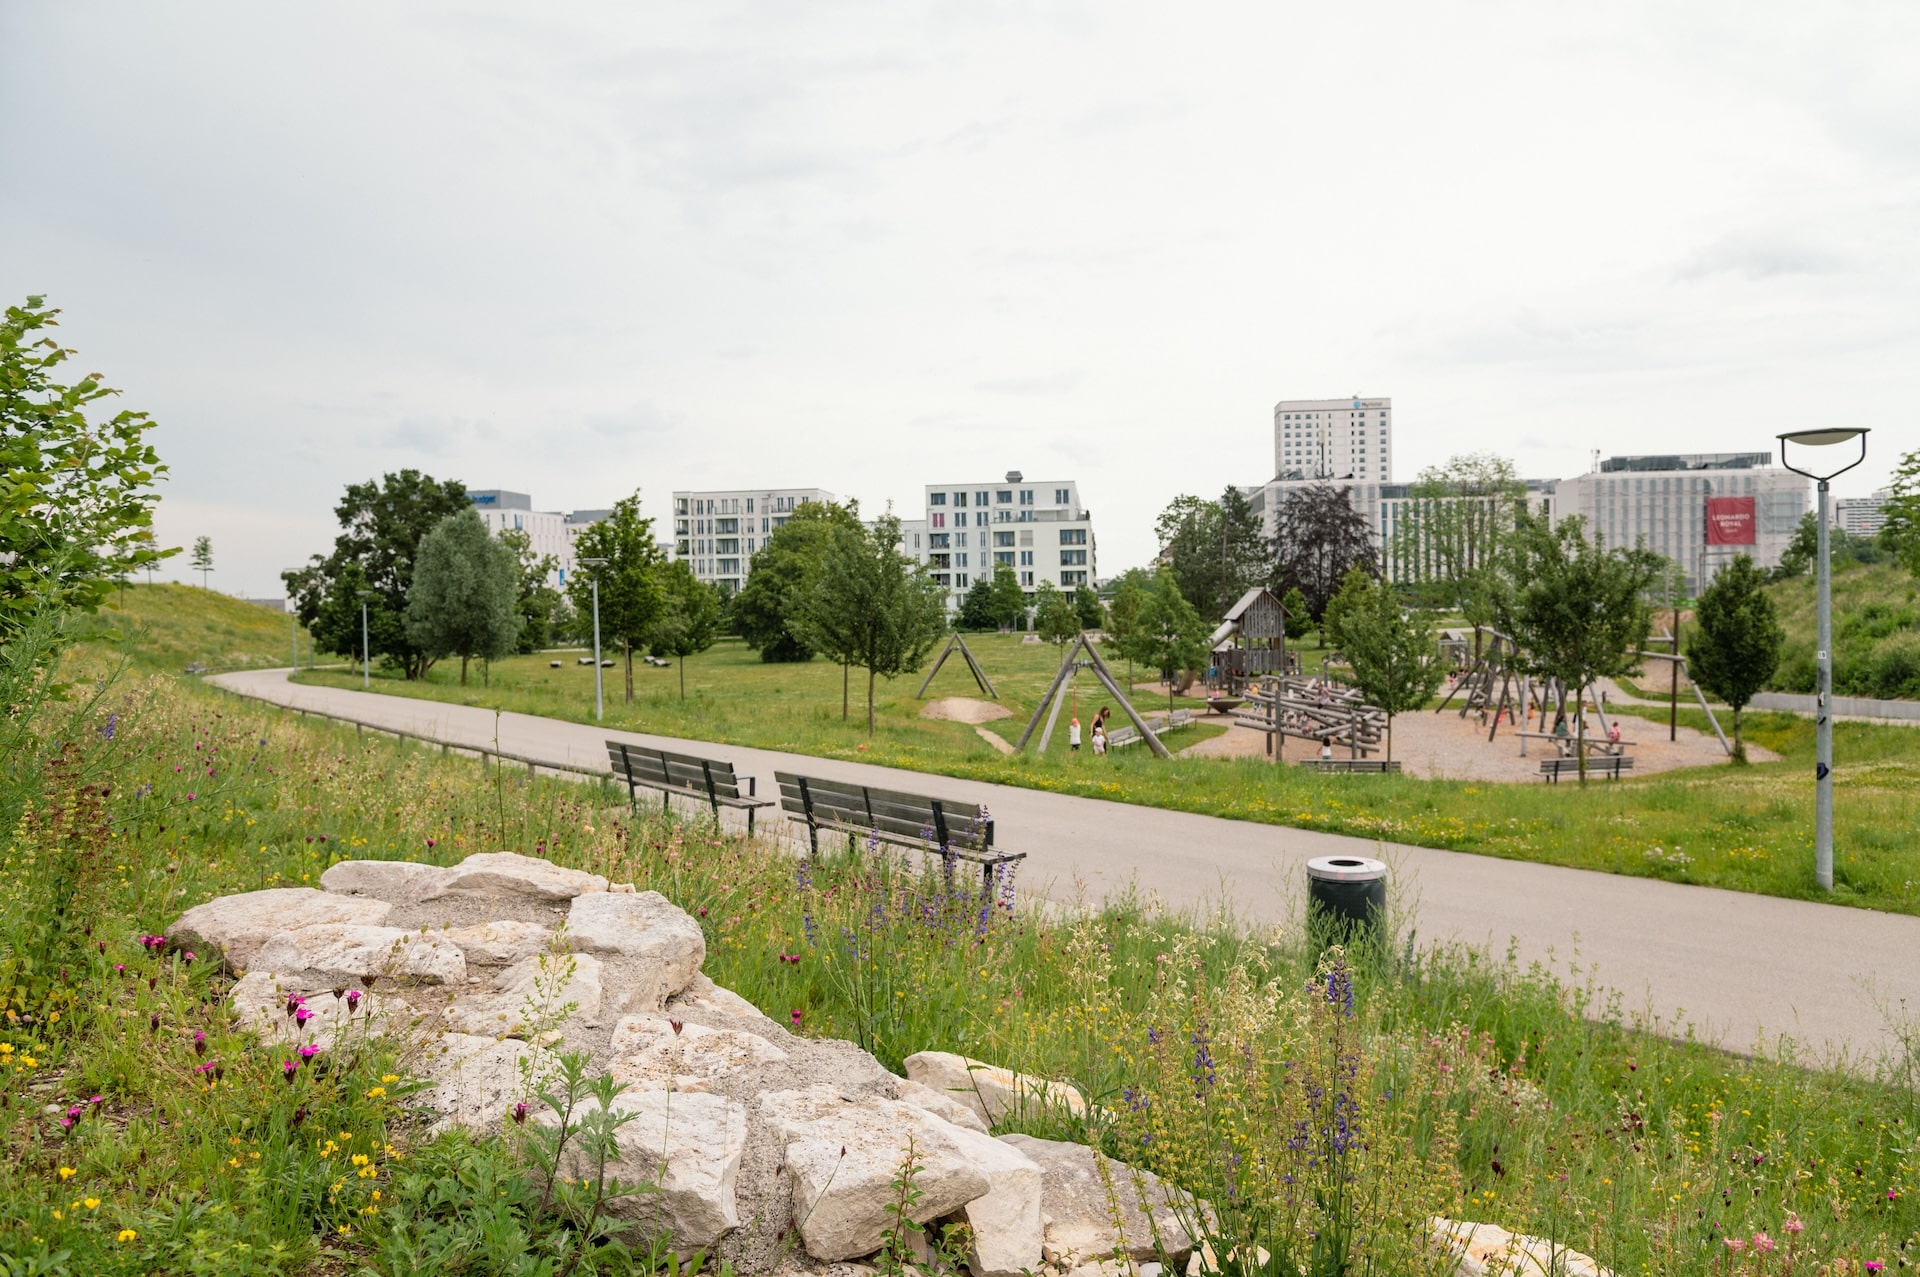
212,668,1920,1070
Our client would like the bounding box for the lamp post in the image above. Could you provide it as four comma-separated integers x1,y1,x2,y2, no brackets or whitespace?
579,558,607,721
358,590,377,690
1777,428,1870,892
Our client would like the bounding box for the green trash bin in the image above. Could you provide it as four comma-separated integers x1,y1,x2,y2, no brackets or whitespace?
1306,855,1386,944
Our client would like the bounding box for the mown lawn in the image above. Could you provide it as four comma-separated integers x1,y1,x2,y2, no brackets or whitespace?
292,635,1920,917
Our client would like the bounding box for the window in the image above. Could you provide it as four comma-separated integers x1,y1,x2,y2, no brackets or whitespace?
975,491,989,506
762,518,769,533
995,510,1011,523
1019,550,1033,566
930,492,947,506
996,490,1012,504
716,538,739,554
1059,549,1086,566
975,512,989,527
995,551,1014,566
954,491,968,508
746,538,756,552
1019,490,1034,505
745,498,754,513
1059,528,1086,545
956,531,968,547
1020,571,1034,586
993,531,1014,547
1054,488,1069,504
957,552,969,567
932,513,945,529
717,558,740,575
912,534,921,549
929,554,951,569
1061,571,1086,585
929,533,950,549
932,573,950,587
955,573,970,588
1019,530,1034,546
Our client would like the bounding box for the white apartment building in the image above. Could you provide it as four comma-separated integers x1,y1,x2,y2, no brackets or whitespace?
1835,490,1891,538
1273,396,1394,483
671,487,837,595
1552,453,1807,592
469,490,573,586
896,471,1095,606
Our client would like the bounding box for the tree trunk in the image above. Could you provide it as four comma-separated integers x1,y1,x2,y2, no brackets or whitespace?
1733,706,1745,763
1575,697,1588,785
1386,714,1393,762
625,644,634,703
460,654,469,686
679,654,686,700
842,662,849,722
867,666,876,737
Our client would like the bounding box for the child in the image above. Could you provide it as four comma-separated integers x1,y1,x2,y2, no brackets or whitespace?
1069,715,1082,751
1091,724,1107,756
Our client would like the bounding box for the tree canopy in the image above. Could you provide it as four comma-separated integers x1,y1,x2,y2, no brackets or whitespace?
729,501,862,662
1033,580,1079,646
1133,567,1208,711
1393,453,1526,624
1154,487,1267,619
650,559,722,700
1687,554,1785,761
404,509,522,685
1326,572,1443,761
1,295,173,635
565,493,665,701
808,513,947,734
1270,484,1378,624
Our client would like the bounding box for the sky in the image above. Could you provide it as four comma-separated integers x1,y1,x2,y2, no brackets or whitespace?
3,1,1916,596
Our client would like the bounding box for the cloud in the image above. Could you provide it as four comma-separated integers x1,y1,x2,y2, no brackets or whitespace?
1673,234,1847,282
377,417,498,457
584,403,679,439
974,371,1084,396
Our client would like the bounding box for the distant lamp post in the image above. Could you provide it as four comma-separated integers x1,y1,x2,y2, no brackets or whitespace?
358,590,378,690
1777,427,1870,892
579,558,608,721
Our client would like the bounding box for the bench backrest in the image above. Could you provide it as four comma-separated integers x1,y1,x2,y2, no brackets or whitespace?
773,771,992,851
607,742,743,800
1107,726,1139,746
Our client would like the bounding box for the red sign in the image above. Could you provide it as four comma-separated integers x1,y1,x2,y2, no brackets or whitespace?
1706,496,1757,546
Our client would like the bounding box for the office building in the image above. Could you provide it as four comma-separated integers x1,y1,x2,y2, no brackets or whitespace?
1273,396,1394,483
1834,490,1891,539
1551,453,1807,591
897,471,1095,606
671,487,837,595
1247,478,1557,585
469,490,573,586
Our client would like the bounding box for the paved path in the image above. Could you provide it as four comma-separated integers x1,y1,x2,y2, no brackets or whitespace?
212,669,1920,1069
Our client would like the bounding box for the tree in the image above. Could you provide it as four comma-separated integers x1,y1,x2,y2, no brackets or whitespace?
1,295,173,634
1392,453,1526,628
1154,488,1267,619
1104,567,1152,686
1494,512,1662,781
729,501,862,662
1073,582,1105,631
808,513,947,734
1329,574,1444,761
650,560,721,700
1135,568,1208,714
404,510,522,685
956,576,999,631
1271,484,1379,625
497,527,564,653
285,470,470,679
986,561,1029,630
1280,586,1312,643
796,518,870,720
565,495,665,703
1320,567,1375,658
1775,512,1886,581
190,536,214,589
1033,580,1079,646
1880,448,1920,581
1687,554,1785,761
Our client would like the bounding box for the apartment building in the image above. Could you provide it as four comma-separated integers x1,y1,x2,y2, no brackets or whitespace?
1273,396,1394,483
468,490,572,586
896,471,1095,606
671,487,837,595
1834,490,1891,538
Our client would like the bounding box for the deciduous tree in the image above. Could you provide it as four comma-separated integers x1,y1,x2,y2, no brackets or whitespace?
404,510,522,685
650,560,721,700
1135,568,1208,714
497,527,564,654
565,494,664,702
808,513,948,734
1328,573,1443,761
1271,484,1378,625
729,501,862,662
1103,567,1152,686
1154,487,1267,619
1073,582,1105,631
190,537,214,589
1033,580,1079,647
1686,554,1784,761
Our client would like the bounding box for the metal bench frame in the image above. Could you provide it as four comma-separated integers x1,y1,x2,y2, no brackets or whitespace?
774,770,1025,890
607,741,775,833
1538,755,1634,783
1297,758,1403,774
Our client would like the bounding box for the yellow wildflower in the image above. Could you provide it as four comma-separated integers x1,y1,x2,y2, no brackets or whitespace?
118,1229,139,1243
57,1167,76,1181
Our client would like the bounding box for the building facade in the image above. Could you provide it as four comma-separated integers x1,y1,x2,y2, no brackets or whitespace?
670,487,837,596
1247,477,1557,585
1273,396,1394,483
469,490,573,586
1834,490,1891,538
896,471,1095,607
1551,453,1807,591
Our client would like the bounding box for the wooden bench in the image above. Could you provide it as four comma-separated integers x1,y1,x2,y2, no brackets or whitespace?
606,741,775,833
1106,710,1192,750
1297,758,1402,774
1539,755,1635,783
773,771,1025,889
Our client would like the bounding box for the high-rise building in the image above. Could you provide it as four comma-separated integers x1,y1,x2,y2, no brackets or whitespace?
896,471,1095,607
468,490,573,586
671,487,837,595
1834,490,1891,538
1551,453,1808,591
1273,396,1393,483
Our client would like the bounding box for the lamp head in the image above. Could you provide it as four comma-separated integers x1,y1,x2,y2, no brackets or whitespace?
1777,428,1869,483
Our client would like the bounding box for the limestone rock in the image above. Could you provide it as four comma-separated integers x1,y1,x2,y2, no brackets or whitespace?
420,1032,536,1136
565,891,705,1007
607,1013,788,1091
230,971,387,1045
759,1085,993,1262
437,852,609,901
904,1051,1086,1127
893,1077,990,1135
1184,1242,1267,1276
445,920,556,966
669,973,775,1024
254,924,466,988
171,888,392,973
554,1091,749,1249
443,951,605,1037
1429,1218,1611,1277
946,1125,1043,1277
998,1134,1193,1266
320,859,455,904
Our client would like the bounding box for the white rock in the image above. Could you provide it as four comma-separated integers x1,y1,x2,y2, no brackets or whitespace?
553,1091,748,1250
437,852,609,900
319,859,455,904
998,1134,1194,1266
254,924,467,987
170,888,392,972
230,971,386,1045
607,1013,788,1091
1184,1242,1267,1276
1428,1218,1612,1277
565,891,705,1007
759,1085,993,1262
420,1032,536,1136
945,1125,1043,1277
668,973,775,1024
445,920,556,966
443,951,605,1037
893,1078,990,1135
904,1051,1087,1128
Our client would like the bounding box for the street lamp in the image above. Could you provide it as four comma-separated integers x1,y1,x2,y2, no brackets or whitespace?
579,558,607,721
358,590,378,690
1777,427,1870,892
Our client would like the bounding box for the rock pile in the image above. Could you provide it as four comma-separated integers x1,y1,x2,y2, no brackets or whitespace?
169,852,1194,1275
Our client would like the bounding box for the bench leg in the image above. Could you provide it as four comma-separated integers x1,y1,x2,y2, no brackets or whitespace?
747,807,754,837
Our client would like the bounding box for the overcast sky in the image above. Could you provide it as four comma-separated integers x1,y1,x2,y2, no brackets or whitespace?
4,2,1915,595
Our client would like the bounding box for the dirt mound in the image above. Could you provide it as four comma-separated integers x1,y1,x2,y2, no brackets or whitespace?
920,697,1012,724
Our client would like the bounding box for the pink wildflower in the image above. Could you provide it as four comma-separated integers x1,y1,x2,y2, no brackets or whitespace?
1751,1233,1775,1253
1783,1213,1804,1235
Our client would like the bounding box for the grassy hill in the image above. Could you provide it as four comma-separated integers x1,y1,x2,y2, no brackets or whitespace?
1766,562,1920,699
74,582,312,674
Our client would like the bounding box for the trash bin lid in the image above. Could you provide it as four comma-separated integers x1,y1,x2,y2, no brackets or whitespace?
1305,855,1387,883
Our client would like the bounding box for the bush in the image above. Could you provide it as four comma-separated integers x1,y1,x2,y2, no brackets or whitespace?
1870,635,1920,701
